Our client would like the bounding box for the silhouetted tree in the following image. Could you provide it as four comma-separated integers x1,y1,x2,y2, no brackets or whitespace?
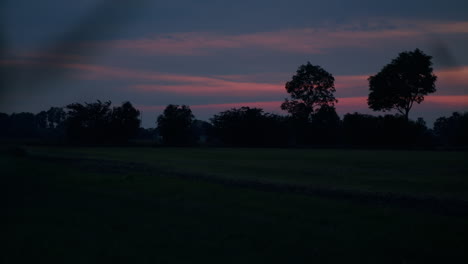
157,104,195,146
342,113,380,146
135,127,158,141
281,62,337,121
0,112,9,137
8,112,37,138
65,100,112,143
110,101,141,142
211,107,288,146
0,110,66,139
342,113,432,147
65,100,140,144
368,49,437,120
378,114,431,147
434,112,468,147
35,111,48,129
46,107,66,129
191,120,213,144
309,105,341,145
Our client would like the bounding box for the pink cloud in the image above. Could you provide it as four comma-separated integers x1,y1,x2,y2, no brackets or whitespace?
137,95,468,118
131,82,283,96
334,95,468,115
191,101,283,111
436,66,468,91
94,20,468,55
2,59,467,101
425,95,468,106
14,52,85,62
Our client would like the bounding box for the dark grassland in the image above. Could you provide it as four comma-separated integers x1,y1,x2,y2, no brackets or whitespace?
3,147,468,263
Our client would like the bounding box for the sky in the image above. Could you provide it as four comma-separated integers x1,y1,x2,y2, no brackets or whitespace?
1,0,467,127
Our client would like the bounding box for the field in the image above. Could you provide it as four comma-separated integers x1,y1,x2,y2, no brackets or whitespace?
3,146,468,263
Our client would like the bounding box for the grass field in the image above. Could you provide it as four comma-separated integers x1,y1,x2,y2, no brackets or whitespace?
3,146,468,263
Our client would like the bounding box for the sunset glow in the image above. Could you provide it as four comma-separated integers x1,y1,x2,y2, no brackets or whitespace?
1,1,467,127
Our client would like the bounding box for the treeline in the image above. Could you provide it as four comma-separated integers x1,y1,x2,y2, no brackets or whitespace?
1,101,467,149
2,49,466,148
0,101,142,145
156,104,468,148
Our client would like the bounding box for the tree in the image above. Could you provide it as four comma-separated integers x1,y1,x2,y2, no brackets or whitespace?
65,100,141,144
191,120,213,144
434,112,468,146
157,104,195,146
309,105,341,145
210,107,288,146
46,107,66,129
111,101,141,142
368,49,437,120
65,100,112,143
8,112,37,138
281,62,337,120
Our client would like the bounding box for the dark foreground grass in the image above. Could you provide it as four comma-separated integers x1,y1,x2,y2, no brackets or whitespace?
3,147,468,263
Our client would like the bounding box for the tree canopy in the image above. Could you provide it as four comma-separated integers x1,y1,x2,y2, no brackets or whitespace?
210,107,288,146
281,62,337,120
368,48,437,120
434,112,468,146
65,100,140,144
157,104,195,146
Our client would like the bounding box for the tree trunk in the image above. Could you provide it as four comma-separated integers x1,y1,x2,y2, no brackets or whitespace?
404,108,410,121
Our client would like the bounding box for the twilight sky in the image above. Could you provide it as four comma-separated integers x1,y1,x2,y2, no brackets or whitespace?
1,0,467,127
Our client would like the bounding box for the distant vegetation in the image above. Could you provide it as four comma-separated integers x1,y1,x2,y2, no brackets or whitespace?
1,48,466,148
1,103,467,148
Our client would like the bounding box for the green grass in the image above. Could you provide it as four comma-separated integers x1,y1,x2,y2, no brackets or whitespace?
3,146,468,263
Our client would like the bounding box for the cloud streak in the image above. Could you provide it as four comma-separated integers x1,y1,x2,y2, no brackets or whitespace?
137,95,468,122
2,59,467,99
97,20,468,55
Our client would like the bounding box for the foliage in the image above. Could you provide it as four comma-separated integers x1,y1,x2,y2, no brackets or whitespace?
110,102,141,142
157,104,195,146
342,113,432,147
281,62,337,120
210,107,289,146
4,112,37,138
434,112,468,146
46,107,67,129
368,49,437,120
191,120,213,144
65,100,113,143
65,100,140,144
309,105,341,145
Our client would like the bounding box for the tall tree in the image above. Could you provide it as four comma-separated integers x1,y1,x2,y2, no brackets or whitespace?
368,49,437,120
281,62,337,120
157,104,195,146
